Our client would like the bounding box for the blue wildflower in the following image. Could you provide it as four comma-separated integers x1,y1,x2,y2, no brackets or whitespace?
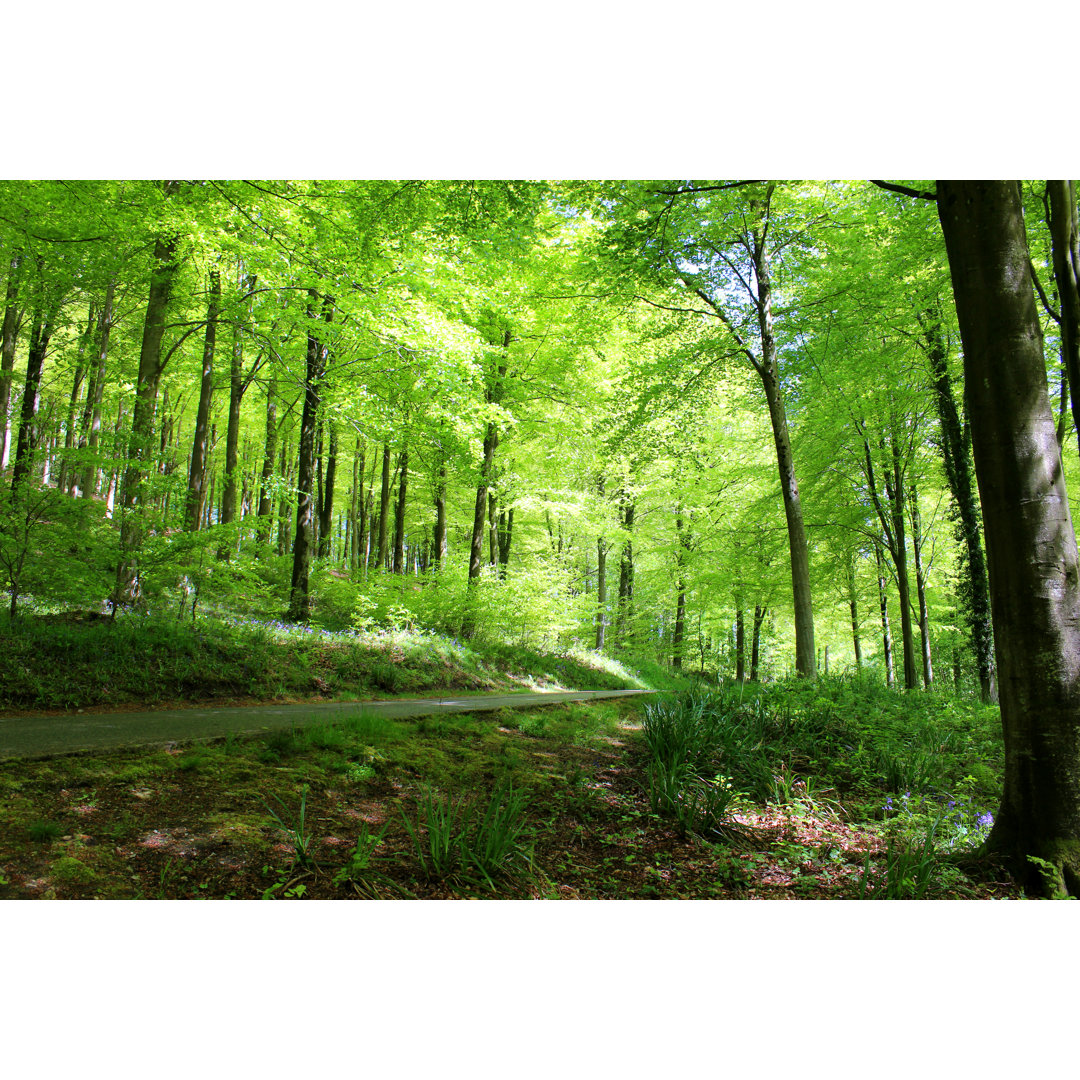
977,812,994,828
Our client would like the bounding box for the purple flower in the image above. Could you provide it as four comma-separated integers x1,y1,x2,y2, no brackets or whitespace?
977,812,994,829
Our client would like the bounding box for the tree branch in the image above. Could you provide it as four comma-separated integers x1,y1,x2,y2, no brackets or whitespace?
870,180,937,202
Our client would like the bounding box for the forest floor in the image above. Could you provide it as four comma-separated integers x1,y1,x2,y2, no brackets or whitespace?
0,696,1021,901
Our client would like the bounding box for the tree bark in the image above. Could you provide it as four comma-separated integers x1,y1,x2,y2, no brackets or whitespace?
288,293,330,621
908,480,934,688
10,292,57,489
847,552,863,670
0,251,23,471
875,541,895,688
185,269,219,531
374,441,391,571
255,372,278,547
938,179,1080,895
318,422,338,560
595,535,607,651
922,312,996,702
735,604,746,682
433,455,447,571
1047,181,1080,463
750,604,766,682
392,445,407,573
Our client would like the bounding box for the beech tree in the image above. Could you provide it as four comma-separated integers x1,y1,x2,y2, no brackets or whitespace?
937,179,1080,896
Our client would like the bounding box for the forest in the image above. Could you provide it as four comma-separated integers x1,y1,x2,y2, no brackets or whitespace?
1,178,1079,901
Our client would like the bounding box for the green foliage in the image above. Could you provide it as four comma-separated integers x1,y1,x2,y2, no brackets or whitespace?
262,785,317,871
26,819,65,843
400,781,532,886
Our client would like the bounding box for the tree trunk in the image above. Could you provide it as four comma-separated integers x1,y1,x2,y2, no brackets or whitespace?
255,373,278,547
392,445,407,573
1047,181,1080,463
938,179,1080,895
115,185,181,607
58,304,95,493
909,480,934,688
885,428,918,690
595,535,607,651
616,496,635,646
11,294,57,489
375,442,391,571
318,422,338,560
847,552,863,670
433,456,447,570
185,269,219,531
922,312,996,702
79,278,115,499
288,294,330,621
750,604,766,682
735,604,746,682
0,252,23,471
875,541,895,688
497,506,513,576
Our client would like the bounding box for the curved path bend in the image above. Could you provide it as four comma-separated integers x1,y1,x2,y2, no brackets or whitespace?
0,689,657,762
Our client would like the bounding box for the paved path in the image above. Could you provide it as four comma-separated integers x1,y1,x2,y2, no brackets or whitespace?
0,689,657,761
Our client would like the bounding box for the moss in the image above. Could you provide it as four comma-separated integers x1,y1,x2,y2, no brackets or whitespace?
50,855,98,886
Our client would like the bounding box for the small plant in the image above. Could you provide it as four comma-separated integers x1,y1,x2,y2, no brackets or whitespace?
859,817,942,899
464,781,533,887
401,788,470,880
263,784,317,871
27,820,65,843
346,762,377,784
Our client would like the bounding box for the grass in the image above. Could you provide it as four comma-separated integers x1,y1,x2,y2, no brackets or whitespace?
0,676,1022,901
0,610,651,711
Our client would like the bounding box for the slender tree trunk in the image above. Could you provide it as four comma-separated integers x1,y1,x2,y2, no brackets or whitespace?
256,373,278,547
938,179,1080,895
433,455,447,570
875,541,895,688
288,294,330,621
58,304,95,493
80,278,114,499
615,496,635,646
276,437,291,556
0,252,23,471
318,422,338,559
750,604,766,682
350,436,364,573
392,445,407,573
11,295,57,489
735,604,746,682
497,507,513,576
847,552,863,670
922,313,996,702
185,269,219,531
375,442,391,571
1047,181,1080,464
885,428,918,690
909,480,934,688
595,535,607,651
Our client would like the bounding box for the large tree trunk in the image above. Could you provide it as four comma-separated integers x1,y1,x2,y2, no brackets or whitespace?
115,185,181,607
185,269,220,531
288,294,330,621
938,179,1080,895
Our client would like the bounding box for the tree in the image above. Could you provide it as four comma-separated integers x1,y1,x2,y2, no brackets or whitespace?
937,179,1080,896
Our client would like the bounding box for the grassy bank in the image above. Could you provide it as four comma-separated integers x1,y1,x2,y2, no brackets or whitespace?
0,609,687,712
